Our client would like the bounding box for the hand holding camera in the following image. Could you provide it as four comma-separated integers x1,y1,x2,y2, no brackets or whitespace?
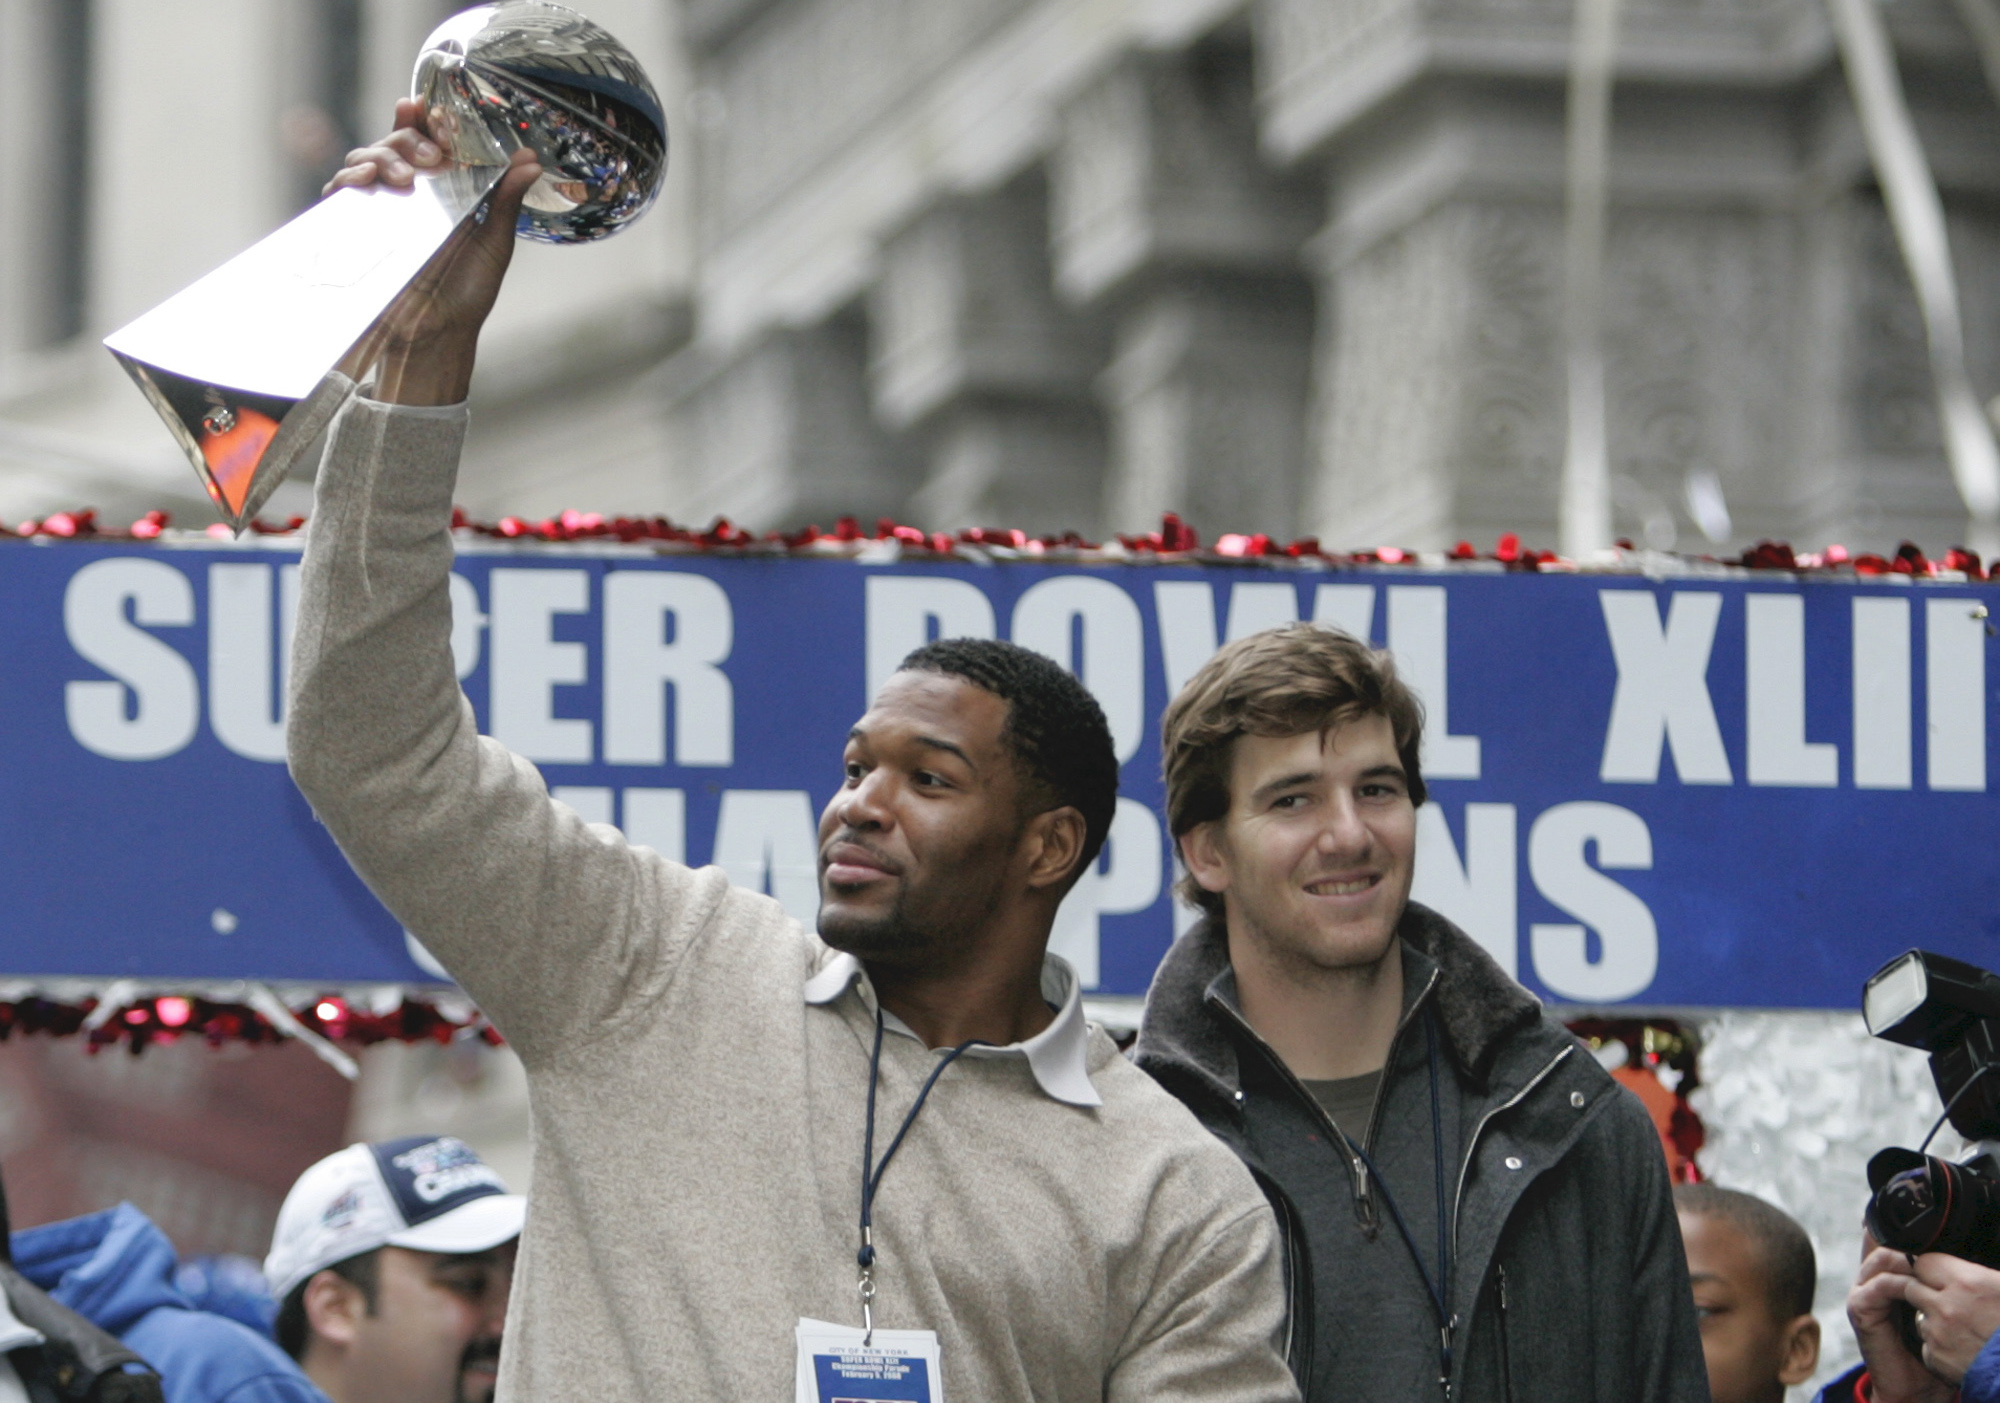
1847,951,2000,1399
1847,1244,2000,1399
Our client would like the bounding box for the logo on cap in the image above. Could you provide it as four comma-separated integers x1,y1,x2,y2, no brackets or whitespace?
371,1136,506,1223
319,1188,363,1230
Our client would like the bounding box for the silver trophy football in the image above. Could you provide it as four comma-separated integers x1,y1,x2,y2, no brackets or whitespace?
103,2,667,531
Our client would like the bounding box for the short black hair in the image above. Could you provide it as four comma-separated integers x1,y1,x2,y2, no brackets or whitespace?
898,638,1118,873
274,1250,380,1360
1675,1183,1817,1320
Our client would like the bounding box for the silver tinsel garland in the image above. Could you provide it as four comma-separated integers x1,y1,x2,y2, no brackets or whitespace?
1692,1009,1967,1399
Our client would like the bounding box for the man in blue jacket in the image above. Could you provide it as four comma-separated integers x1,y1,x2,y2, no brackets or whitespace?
262,1136,520,1403
11,1202,323,1403
12,1134,520,1403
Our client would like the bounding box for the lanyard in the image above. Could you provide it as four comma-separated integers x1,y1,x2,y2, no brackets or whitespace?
856,1006,987,1343
1338,1009,1455,1397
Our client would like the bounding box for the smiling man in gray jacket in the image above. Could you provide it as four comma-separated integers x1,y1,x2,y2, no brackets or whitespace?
284,112,1297,1403
1134,624,1708,1402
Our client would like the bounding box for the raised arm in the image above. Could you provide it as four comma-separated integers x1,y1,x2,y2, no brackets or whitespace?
287,114,736,1065
325,99,536,408
1108,1203,1299,1403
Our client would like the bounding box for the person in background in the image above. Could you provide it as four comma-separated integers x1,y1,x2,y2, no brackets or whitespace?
11,1201,313,1403
172,1257,279,1342
1674,1184,1819,1403
2,1169,163,1402
1134,623,1709,1400
265,1137,521,1403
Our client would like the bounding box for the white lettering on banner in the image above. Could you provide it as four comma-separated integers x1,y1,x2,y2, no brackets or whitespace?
1598,591,1733,784
1528,802,1658,1001
1223,582,1299,641
1852,596,1912,790
1387,587,1480,780
1012,577,1145,764
1927,597,1989,791
550,786,614,826
208,563,301,763
405,932,452,979
863,576,996,705
1049,798,1164,989
1313,584,1376,640
1154,582,1220,697
448,573,486,681
713,789,820,924
602,572,734,766
621,788,687,864
1153,581,1379,697
64,558,200,761
1412,804,1518,977
489,569,593,763
1745,594,1837,787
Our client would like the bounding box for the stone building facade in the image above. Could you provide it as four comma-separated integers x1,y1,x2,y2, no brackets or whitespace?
1,6,1995,1395
665,0,2000,555
0,0,694,525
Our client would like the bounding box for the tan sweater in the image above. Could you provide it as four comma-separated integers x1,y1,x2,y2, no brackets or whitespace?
287,396,1299,1403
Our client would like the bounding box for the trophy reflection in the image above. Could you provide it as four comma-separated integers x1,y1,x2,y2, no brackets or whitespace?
103,1,667,531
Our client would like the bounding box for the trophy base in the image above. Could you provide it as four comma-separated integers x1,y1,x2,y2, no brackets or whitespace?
112,356,355,532
104,164,502,532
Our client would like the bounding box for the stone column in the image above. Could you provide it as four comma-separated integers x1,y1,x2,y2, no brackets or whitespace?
0,0,90,364
1050,41,1318,541
1264,0,2000,556
869,177,1110,536
663,309,920,532
1297,91,1570,552
1789,157,2000,553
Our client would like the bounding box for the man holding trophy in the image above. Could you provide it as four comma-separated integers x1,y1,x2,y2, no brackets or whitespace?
266,10,1297,1403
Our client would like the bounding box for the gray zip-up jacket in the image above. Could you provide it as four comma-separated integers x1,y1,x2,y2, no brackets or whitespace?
1133,904,1710,1403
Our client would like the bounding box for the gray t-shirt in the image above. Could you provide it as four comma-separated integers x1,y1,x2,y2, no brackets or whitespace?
1302,1068,1382,1145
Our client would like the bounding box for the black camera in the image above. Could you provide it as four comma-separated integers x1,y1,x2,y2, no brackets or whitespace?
1862,950,2000,1271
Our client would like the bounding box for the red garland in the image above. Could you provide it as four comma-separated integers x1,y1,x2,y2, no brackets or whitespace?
1566,1016,1706,1182
0,993,502,1056
0,507,1989,578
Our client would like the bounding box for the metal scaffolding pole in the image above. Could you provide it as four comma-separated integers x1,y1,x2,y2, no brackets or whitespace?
1560,0,1624,559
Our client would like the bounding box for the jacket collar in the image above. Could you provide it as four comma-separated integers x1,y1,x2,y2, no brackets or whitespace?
805,950,1103,1108
1133,900,1544,1105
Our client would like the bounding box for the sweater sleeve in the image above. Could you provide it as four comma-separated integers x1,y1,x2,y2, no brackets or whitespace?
1106,1204,1300,1403
286,394,742,1067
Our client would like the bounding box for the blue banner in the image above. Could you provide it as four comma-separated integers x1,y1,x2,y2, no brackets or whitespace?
3,539,1994,1007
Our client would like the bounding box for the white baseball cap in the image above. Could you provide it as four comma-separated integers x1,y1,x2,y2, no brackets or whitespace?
265,1136,525,1300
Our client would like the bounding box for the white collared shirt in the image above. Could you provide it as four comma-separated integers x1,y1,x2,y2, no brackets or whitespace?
802,951,1104,1108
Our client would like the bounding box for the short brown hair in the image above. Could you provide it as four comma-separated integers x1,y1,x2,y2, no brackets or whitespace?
1160,624,1426,918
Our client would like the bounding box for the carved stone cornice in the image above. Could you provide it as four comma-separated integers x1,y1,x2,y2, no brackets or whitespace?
1051,41,1318,305
869,181,1108,430
1255,0,1978,168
